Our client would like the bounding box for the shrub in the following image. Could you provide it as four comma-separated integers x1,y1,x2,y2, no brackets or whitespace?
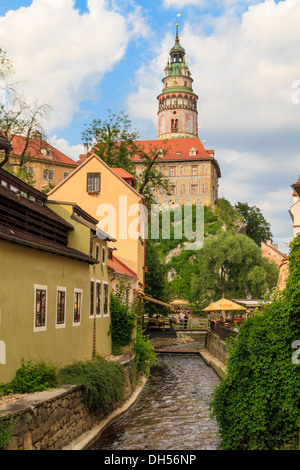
210,234,300,450
109,295,136,354
133,325,157,375
0,360,58,396
58,356,126,411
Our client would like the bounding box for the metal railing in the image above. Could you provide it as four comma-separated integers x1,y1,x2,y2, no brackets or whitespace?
209,320,238,341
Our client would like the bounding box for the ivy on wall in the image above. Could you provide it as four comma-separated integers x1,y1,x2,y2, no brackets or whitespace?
210,234,300,450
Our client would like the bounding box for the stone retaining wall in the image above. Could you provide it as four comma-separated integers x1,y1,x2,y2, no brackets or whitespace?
205,331,228,365
0,354,138,450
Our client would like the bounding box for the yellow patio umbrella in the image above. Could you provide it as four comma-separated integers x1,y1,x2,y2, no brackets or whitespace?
202,298,246,311
202,298,246,321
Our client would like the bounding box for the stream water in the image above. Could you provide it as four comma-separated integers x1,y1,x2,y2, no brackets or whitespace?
88,333,221,451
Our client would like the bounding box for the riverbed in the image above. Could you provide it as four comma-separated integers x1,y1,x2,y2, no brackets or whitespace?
88,334,220,451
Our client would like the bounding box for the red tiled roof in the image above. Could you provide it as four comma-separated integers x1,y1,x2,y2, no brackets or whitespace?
7,134,78,167
130,138,214,162
107,254,137,278
113,168,134,179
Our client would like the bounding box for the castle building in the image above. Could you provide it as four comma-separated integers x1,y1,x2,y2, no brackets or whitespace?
132,25,221,206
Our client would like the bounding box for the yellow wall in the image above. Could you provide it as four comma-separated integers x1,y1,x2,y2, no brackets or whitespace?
48,155,145,286
0,240,112,383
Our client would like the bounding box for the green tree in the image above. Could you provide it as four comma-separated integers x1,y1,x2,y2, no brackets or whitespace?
190,231,278,301
210,234,300,450
109,295,136,354
144,240,170,315
235,201,273,245
81,110,169,207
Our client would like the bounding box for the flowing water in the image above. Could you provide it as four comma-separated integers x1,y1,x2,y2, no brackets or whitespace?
88,333,221,451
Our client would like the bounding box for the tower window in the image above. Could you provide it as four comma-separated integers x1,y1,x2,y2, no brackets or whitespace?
171,119,178,133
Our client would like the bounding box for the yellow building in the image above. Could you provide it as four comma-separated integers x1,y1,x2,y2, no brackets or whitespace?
48,153,146,289
0,133,78,192
0,167,114,382
132,138,220,206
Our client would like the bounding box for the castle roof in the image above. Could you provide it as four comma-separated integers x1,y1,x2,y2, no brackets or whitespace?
131,138,221,178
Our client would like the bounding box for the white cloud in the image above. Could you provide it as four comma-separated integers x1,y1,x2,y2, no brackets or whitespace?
0,0,148,131
49,135,84,161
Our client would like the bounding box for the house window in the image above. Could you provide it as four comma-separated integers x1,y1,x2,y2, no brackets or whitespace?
90,280,94,316
56,288,66,327
34,285,47,331
43,169,48,180
202,183,208,193
87,173,101,193
49,170,54,180
96,281,101,316
170,185,175,195
191,185,198,194
180,184,185,194
191,166,198,176
169,167,175,177
73,289,82,324
103,282,109,316
95,244,99,260
64,172,69,179
102,247,106,264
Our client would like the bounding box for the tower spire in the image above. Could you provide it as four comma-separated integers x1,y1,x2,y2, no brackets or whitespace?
157,28,199,140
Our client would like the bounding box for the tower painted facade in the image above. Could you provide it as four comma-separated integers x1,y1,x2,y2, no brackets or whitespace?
157,24,198,140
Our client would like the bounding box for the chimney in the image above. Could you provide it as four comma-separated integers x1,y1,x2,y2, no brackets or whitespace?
266,240,272,246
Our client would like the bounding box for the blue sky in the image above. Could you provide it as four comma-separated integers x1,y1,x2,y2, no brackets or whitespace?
0,0,299,253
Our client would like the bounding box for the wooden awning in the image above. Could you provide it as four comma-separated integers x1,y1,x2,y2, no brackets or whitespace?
136,289,172,308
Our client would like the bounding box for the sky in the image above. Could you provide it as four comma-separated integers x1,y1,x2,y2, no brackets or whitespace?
0,0,299,254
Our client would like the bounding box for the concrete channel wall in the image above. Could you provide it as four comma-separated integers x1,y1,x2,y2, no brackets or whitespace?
0,333,228,450
0,354,146,451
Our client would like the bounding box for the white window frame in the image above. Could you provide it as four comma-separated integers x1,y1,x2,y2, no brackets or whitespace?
95,280,102,317
34,284,47,332
103,281,109,317
73,288,83,326
56,287,66,329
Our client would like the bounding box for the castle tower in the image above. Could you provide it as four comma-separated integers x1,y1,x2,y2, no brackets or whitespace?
157,24,198,140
